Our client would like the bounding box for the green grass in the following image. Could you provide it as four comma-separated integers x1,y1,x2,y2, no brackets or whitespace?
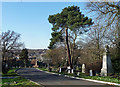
37,67,48,71
83,76,120,84
3,76,34,85
2,68,18,77
2,68,42,87
38,67,120,84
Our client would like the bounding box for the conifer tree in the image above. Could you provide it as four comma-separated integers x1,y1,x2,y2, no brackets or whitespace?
48,6,93,70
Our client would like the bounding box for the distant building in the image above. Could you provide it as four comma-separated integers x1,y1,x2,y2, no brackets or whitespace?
27,49,47,61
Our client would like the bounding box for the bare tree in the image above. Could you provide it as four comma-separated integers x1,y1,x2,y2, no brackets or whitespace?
86,2,119,45
45,46,67,67
2,30,24,61
86,1,120,72
86,2,119,26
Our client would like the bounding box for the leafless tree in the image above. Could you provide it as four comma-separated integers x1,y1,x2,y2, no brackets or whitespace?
86,2,119,26
85,1,120,72
86,2,120,47
45,46,67,67
2,30,24,61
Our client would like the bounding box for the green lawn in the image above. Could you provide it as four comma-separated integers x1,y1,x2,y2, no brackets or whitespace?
2,68,42,87
83,76,120,84
37,67,48,71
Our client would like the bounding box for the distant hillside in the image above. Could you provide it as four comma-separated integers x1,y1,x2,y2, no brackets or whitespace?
27,49,47,58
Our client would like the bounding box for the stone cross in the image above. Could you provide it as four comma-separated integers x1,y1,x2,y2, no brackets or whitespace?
82,64,85,73
101,45,114,76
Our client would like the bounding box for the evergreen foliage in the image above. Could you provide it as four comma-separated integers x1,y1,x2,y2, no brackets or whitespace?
48,5,93,49
48,5,93,69
19,48,28,67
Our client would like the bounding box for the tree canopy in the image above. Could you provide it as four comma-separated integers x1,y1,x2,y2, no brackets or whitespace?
20,48,28,61
2,30,24,61
48,5,93,70
48,6,93,49
19,48,28,67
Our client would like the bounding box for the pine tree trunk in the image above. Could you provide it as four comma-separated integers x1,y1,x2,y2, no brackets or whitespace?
65,28,73,69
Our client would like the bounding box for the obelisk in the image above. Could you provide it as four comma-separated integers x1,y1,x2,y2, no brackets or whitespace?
101,45,114,76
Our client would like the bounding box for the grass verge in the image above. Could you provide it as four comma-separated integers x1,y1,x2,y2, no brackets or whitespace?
37,67,48,71
37,67,120,84
83,76,120,84
2,68,42,87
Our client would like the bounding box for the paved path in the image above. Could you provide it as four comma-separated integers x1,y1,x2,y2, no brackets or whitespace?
16,68,113,86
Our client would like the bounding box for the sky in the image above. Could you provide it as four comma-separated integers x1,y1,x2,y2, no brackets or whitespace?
2,2,92,49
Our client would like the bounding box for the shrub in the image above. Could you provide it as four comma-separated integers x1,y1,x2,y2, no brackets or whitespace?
2,62,10,74
2,66,9,74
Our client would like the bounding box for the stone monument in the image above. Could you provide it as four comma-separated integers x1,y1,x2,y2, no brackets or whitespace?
71,69,74,73
67,66,71,73
90,70,93,76
33,59,38,68
101,45,114,76
59,68,62,73
67,66,74,73
82,64,85,73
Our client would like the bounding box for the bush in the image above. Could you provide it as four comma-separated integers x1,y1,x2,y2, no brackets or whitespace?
2,66,9,74
2,62,10,74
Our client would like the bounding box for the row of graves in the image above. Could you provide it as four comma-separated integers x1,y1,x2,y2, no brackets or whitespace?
81,45,113,76
50,45,114,77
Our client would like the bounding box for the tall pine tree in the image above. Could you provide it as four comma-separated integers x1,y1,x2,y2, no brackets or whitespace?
48,6,93,70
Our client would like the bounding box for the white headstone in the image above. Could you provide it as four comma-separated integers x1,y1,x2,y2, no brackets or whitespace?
82,64,85,73
90,70,93,76
67,66,74,73
71,69,74,73
101,45,114,76
68,69,70,73
59,68,61,73
67,66,71,73
67,66,71,69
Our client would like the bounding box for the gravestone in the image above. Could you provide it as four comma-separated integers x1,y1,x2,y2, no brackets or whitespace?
67,66,74,73
59,68,62,73
101,45,114,76
71,69,74,73
82,64,85,73
59,67,67,73
67,66,71,73
90,70,93,76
